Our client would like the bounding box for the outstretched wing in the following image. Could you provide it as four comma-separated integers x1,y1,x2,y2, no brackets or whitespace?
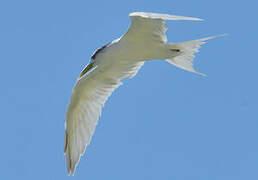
121,12,202,44
64,61,144,175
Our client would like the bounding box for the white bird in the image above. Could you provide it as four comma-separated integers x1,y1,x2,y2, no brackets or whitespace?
64,12,221,175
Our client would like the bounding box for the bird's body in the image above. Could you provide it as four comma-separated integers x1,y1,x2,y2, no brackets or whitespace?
64,12,221,175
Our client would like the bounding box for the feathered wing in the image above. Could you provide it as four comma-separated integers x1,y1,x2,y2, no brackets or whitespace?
121,12,202,44
64,61,144,175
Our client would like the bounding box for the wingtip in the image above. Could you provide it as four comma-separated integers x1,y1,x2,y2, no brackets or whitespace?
65,151,80,176
66,160,76,176
66,154,72,176
129,12,204,21
187,16,204,21
66,166,76,176
67,170,71,176
71,164,76,176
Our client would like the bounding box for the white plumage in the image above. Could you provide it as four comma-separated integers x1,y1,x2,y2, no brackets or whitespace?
64,12,220,175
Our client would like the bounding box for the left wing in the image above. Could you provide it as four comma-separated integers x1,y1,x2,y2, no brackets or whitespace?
65,61,144,175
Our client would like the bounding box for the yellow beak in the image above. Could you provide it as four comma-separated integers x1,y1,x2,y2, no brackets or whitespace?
79,62,95,78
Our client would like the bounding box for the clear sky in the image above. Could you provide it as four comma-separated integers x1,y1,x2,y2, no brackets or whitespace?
0,0,257,179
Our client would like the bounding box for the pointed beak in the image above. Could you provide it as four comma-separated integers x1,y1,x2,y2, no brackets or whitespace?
79,62,95,78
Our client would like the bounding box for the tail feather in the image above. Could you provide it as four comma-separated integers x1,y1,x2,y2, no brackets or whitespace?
166,35,225,75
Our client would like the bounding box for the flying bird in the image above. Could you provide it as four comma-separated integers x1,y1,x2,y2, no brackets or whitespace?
64,12,221,175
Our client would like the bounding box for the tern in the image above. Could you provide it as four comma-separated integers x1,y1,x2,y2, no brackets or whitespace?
64,12,221,175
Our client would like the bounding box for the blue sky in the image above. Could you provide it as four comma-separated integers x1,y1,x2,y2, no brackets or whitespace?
0,0,257,179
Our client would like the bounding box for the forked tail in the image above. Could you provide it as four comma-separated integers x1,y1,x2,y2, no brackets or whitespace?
167,35,225,75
